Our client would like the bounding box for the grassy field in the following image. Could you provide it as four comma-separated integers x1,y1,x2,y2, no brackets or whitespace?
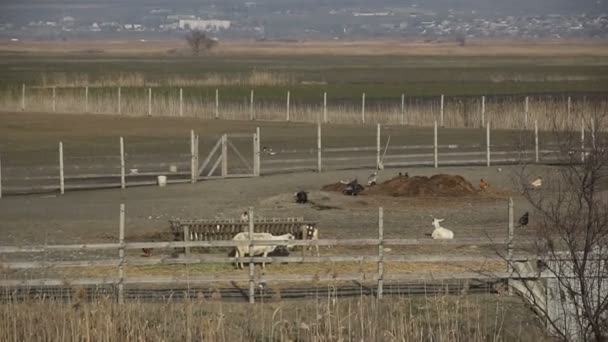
1,39,608,96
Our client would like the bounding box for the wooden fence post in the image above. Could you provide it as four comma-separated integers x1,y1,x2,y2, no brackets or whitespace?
215,88,219,119
221,134,228,177
254,127,261,176
118,203,125,304
120,137,125,189
377,207,384,299
317,123,322,172
534,120,539,163
21,84,25,111
376,124,381,170
118,87,122,115
567,96,572,117
248,207,255,304
507,197,514,295
481,95,486,128
85,86,89,113
400,94,406,125
52,86,56,112
524,96,529,129
148,87,152,116
581,120,585,162
250,89,255,121
440,94,445,127
183,224,190,257
286,90,290,122
323,92,328,123
59,141,64,195
179,88,183,117
361,92,366,124
434,121,438,168
486,121,491,167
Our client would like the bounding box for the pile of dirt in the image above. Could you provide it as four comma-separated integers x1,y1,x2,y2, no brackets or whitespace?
323,174,478,198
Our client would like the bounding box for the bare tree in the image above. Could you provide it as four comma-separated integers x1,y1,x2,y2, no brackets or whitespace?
454,32,466,46
506,113,608,341
185,29,217,56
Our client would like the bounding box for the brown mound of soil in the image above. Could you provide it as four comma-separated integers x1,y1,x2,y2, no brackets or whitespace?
322,174,478,198
321,182,350,192
370,174,476,197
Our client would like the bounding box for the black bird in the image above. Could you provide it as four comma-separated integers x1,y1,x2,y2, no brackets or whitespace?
295,191,308,204
517,212,529,228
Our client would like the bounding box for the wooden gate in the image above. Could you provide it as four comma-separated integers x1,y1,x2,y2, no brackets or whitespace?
196,131,260,180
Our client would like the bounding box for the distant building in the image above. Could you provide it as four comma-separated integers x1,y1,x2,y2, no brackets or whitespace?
178,19,231,31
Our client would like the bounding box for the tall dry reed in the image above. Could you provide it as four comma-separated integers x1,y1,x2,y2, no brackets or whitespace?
0,288,546,342
2,84,606,130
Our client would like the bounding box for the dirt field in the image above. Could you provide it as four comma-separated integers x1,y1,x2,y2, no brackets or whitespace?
0,111,548,244
2,39,608,57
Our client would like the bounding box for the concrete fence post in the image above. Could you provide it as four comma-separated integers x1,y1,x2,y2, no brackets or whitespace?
361,92,366,124
254,127,261,176
377,207,384,299
581,120,585,162
248,207,255,304
221,134,228,177
400,93,405,125
118,203,125,304
440,94,445,127
507,197,514,297
85,86,89,113
286,90,290,122
21,84,26,111
215,88,219,119
249,89,254,121
567,96,572,117
183,224,190,257
0,155,2,199
434,120,438,168
59,141,64,195
317,123,322,172
376,124,381,170
524,96,529,129
52,86,56,113
120,137,125,189
481,95,486,128
323,92,328,123
534,120,539,163
148,87,152,116
118,87,122,115
486,122,491,167
591,119,596,150
179,88,183,117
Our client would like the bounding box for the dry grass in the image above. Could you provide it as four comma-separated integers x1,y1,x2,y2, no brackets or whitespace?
1,39,608,57
2,86,606,130
33,71,294,88
0,290,547,341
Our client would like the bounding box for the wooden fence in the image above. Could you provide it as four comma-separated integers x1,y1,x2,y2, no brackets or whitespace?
0,201,545,304
0,119,592,196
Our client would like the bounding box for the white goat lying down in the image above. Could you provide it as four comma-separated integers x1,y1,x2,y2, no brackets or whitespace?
431,218,454,239
232,232,295,269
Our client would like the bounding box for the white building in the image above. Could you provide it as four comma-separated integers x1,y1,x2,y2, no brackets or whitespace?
179,19,231,31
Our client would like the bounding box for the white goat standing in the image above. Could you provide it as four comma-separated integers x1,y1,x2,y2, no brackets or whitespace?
232,232,295,269
431,218,454,239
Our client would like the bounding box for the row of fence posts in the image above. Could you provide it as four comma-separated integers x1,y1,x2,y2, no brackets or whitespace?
110,200,515,304
17,83,580,126
0,119,594,198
